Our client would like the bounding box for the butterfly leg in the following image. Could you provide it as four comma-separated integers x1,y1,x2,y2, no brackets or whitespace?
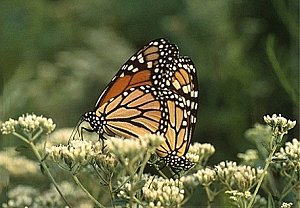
170,169,181,179
98,134,107,151
80,126,95,140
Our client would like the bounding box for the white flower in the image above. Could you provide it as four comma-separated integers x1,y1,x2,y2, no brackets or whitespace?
46,140,102,168
280,202,293,208
274,138,300,171
1,118,18,134
142,175,185,207
195,168,216,186
264,114,296,136
215,161,263,191
0,148,39,176
186,142,215,164
106,137,149,166
1,113,56,135
225,190,252,202
237,149,259,164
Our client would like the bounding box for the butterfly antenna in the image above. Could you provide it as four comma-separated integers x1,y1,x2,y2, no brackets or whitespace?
68,116,84,144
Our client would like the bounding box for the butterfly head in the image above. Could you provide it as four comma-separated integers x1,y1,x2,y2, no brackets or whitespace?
82,111,104,134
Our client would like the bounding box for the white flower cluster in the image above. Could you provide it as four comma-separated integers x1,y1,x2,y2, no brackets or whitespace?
280,202,293,208
45,128,73,146
274,138,300,171
0,148,39,176
46,139,102,168
142,176,185,207
95,154,117,173
181,167,216,187
117,178,133,200
225,190,252,201
186,142,215,165
2,181,92,208
237,149,259,164
1,185,38,208
106,134,164,164
193,168,216,186
1,113,56,135
0,118,17,134
245,123,272,143
106,137,148,162
215,161,238,184
215,161,264,191
264,114,296,136
141,134,165,149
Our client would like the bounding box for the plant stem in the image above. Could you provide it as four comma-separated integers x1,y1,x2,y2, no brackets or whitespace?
72,174,105,208
138,152,151,180
31,128,44,142
108,178,115,208
27,141,72,207
247,140,278,208
204,186,214,208
13,132,30,144
295,184,300,208
280,171,296,200
266,35,299,105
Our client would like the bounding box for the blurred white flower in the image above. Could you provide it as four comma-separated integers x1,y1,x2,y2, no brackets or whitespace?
2,181,92,208
0,148,39,177
237,149,259,165
225,190,252,202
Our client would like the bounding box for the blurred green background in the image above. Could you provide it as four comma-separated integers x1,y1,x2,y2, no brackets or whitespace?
1,0,299,162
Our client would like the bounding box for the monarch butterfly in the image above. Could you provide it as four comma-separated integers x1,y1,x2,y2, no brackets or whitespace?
83,38,199,170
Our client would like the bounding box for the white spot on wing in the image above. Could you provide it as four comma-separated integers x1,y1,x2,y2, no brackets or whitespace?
127,65,134,71
182,86,189,94
172,80,181,90
147,62,153,68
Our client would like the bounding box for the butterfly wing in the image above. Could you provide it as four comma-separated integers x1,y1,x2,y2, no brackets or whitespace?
95,38,179,108
169,57,199,153
94,85,168,138
83,38,199,170
92,84,193,169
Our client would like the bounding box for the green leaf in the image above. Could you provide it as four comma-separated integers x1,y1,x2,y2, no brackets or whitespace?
132,179,146,193
112,198,129,206
267,193,275,208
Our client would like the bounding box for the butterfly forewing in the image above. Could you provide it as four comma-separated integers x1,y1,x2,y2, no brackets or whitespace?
95,38,179,108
